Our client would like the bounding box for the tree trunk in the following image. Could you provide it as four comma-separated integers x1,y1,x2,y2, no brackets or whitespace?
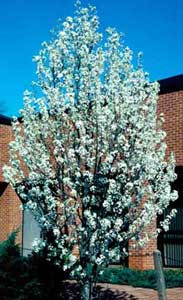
82,280,94,300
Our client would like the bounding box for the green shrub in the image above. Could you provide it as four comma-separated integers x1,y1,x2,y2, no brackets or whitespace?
0,231,66,300
27,250,68,299
98,267,156,289
0,231,43,300
98,266,183,289
164,269,183,288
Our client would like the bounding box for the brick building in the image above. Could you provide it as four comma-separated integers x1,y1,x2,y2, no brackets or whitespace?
0,116,22,244
0,74,183,269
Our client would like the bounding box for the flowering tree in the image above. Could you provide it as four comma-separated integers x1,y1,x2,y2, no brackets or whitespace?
3,2,177,299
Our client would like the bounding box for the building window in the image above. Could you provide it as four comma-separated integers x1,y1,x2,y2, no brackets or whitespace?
22,209,41,256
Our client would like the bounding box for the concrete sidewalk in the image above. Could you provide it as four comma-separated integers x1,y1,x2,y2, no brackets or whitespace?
101,283,183,300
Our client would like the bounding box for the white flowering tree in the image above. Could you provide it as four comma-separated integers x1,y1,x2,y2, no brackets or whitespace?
3,2,177,299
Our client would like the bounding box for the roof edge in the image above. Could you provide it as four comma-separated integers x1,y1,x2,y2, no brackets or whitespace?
0,114,12,125
158,74,183,95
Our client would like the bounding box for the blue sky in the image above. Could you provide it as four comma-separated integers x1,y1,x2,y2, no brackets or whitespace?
0,0,182,116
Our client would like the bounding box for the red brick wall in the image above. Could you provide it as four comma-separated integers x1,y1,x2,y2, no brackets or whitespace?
128,221,157,270
0,124,12,182
128,91,183,269
0,124,22,244
158,91,183,165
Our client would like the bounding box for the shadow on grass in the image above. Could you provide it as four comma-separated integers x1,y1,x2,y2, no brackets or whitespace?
59,282,138,300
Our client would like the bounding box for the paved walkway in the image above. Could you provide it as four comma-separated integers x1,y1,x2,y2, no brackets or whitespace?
101,283,183,300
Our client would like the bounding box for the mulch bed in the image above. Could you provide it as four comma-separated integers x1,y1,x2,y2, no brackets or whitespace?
59,282,139,300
